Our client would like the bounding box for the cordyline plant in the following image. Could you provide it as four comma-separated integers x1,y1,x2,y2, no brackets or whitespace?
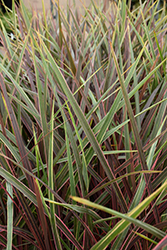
0,0,167,249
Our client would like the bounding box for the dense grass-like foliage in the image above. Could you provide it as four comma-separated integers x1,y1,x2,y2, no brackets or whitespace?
0,0,167,249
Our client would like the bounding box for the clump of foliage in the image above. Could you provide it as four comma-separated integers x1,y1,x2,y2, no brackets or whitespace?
0,0,167,249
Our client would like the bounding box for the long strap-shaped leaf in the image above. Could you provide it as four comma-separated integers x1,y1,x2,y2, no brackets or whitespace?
0,167,83,250
48,102,62,250
0,74,34,189
39,39,128,213
0,74,46,249
110,42,160,220
71,181,167,250
6,182,13,250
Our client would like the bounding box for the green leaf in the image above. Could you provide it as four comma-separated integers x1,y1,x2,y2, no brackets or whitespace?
71,183,167,249
7,182,13,250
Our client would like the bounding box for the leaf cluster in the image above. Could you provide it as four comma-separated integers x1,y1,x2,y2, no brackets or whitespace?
0,0,167,249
